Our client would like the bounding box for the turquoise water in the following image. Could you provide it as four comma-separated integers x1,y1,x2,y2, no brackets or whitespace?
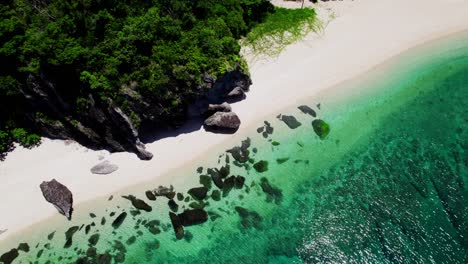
1,32,467,264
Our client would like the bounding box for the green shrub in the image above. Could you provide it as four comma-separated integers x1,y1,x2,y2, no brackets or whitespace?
11,128,41,148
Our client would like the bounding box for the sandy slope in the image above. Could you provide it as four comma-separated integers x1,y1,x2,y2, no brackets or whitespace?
1,0,468,241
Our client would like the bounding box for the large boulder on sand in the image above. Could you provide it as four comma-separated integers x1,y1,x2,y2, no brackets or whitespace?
40,179,73,220
204,112,241,131
90,160,118,175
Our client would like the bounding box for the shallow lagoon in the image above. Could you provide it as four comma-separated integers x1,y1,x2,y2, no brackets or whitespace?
1,31,467,264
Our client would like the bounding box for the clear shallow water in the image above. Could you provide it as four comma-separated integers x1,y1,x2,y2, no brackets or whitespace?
1,32,467,264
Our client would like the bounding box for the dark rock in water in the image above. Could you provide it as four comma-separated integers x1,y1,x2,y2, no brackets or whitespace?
223,176,236,196
235,176,246,189
90,160,118,175
204,102,232,117
169,212,184,240
188,187,208,200
122,195,152,212
271,141,280,146
188,201,207,209
211,190,221,201
235,206,263,230
64,226,79,248
40,179,73,220
226,137,251,163
88,234,100,246
298,105,317,117
253,160,269,173
177,193,184,201
257,126,264,133
178,209,208,226
101,217,106,225
168,199,179,212
90,213,96,218
145,191,156,201
18,243,29,252
279,115,302,129
96,253,112,264
260,177,283,205
153,185,176,199
204,111,241,132
47,231,55,240
0,248,19,264
197,166,204,173
312,119,330,139
112,212,127,229
145,220,161,235
184,230,194,242
276,157,290,164
126,236,136,245
85,225,91,235
199,175,212,189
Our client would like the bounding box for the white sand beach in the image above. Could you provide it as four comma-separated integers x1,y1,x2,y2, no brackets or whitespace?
1,0,468,241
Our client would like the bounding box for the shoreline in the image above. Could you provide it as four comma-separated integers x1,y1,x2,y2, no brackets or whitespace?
2,0,468,242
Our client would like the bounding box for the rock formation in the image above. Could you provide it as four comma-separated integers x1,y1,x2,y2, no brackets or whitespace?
204,112,241,131
39,179,73,220
90,160,118,175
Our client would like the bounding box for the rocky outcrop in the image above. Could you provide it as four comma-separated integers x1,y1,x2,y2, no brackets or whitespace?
90,160,118,175
39,179,73,220
13,66,251,160
152,185,176,199
0,248,19,264
204,112,241,131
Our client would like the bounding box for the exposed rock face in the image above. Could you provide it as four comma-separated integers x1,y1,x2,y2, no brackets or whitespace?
204,112,241,131
39,179,73,220
16,65,251,160
90,160,118,175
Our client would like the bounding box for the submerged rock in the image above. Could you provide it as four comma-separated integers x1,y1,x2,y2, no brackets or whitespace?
226,137,251,163
88,234,100,246
145,191,156,201
188,187,208,200
122,195,152,212
169,212,184,240
279,115,302,129
253,160,269,173
0,248,19,264
298,105,317,117
235,207,263,230
17,243,29,253
312,119,330,139
235,176,246,189
40,179,73,220
112,212,127,229
153,185,176,199
178,209,209,226
204,111,241,132
90,160,118,175
260,177,283,204
64,226,79,248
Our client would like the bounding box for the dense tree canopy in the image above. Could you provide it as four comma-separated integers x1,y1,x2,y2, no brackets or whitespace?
0,0,274,157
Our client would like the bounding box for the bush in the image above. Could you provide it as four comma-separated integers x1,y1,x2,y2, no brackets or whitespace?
11,128,41,149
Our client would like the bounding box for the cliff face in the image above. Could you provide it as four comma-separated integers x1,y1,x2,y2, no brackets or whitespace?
19,67,252,160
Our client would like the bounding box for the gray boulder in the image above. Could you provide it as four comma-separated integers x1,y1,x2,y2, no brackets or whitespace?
90,160,119,175
39,179,73,220
204,112,241,131
204,102,232,117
